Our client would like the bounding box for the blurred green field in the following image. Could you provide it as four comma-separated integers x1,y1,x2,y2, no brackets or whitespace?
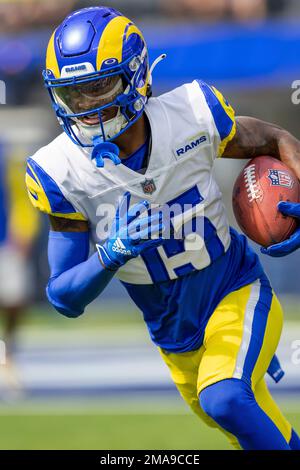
0,300,299,450
1,295,299,333
0,403,299,449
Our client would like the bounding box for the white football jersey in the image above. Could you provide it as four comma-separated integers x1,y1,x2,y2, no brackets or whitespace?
26,79,236,284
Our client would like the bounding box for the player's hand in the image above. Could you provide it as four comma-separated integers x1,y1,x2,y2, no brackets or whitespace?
261,201,300,257
96,192,165,270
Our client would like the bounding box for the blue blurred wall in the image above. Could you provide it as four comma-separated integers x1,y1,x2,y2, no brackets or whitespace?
1,20,300,88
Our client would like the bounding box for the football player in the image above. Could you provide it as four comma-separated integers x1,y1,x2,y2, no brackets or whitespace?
26,6,300,449
0,141,39,397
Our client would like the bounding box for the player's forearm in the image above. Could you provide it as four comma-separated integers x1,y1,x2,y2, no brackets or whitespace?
223,116,300,179
46,231,115,318
276,130,300,181
47,252,115,318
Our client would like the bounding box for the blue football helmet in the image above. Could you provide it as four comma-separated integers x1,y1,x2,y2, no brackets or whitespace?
43,6,164,147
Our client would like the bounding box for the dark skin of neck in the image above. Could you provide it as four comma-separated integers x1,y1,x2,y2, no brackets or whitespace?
113,112,148,159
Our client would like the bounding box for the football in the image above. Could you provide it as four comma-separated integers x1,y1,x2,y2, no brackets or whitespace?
232,156,300,247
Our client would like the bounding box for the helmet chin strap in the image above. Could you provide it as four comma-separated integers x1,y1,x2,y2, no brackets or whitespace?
77,108,127,144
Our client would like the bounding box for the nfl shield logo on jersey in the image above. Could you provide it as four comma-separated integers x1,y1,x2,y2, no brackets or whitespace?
268,169,294,188
141,178,156,194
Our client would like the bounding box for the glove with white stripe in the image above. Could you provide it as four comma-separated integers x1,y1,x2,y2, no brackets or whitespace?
96,192,165,271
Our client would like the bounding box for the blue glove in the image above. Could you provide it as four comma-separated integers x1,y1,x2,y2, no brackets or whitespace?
261,201,300,257
96,192,165,270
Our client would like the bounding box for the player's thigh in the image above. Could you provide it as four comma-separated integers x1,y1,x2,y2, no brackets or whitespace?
197,277,283,394
158,346,241,448
158,347,216,427
254,377,291,444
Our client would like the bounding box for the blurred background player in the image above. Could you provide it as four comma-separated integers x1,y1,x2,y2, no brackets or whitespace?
0,140,39,397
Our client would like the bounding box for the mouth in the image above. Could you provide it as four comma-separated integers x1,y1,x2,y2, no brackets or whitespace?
81,113,100,125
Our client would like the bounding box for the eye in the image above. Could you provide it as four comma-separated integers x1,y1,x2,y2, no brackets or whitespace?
79,78,111,96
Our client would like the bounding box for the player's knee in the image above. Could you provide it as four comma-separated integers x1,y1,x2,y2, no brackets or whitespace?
199,379,252,427
199,383,235,424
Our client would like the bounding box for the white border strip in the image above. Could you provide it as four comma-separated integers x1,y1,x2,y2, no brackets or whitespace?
233,279,261,379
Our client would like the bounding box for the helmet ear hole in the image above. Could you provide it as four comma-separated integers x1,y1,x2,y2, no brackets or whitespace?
121,76,127,91
146,84,152,99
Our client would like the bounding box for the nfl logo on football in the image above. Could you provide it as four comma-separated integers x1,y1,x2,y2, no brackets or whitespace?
268,169,294,188
141,178,156,194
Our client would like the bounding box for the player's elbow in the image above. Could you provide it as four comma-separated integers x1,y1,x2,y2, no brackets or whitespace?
46,281,84,318
51,302,84,319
